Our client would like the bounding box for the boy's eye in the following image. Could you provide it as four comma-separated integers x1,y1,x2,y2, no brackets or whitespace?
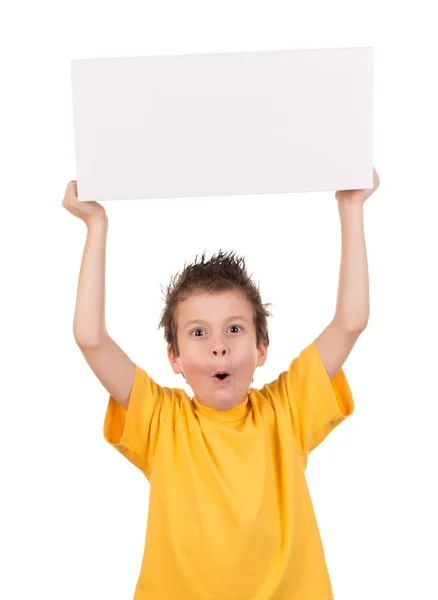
191,325,242,337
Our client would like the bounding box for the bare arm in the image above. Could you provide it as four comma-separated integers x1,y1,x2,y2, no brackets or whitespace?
63,183,135,408
72,216,136,409
73,216,109,344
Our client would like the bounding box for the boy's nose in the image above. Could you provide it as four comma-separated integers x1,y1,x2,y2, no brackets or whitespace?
213,348,227,356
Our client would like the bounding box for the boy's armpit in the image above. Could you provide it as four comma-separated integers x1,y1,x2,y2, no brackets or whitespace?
77,334,136,410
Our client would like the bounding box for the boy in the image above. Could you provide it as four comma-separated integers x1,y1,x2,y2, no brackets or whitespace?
65,167,379,599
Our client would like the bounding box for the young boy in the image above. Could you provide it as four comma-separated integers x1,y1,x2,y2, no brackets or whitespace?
65,168,379,599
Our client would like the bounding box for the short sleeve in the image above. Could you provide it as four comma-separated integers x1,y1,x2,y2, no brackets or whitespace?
275,340,354,467
103,364,175,479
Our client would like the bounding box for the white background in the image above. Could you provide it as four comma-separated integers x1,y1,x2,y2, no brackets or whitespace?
1,1,437,599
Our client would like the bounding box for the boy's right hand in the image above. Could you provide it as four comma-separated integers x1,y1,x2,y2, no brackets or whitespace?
62,181,107,226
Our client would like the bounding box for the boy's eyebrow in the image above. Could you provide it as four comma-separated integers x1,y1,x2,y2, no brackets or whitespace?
184,315,249,328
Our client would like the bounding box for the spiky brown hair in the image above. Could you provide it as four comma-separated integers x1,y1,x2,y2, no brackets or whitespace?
158,249,273,358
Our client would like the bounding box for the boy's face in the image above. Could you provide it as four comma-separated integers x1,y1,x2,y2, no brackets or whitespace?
168,289,268,411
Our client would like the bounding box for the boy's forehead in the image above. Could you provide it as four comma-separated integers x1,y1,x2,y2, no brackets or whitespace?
177,290,252,326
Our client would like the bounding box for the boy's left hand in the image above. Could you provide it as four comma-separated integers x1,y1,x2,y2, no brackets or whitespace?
335,167,380,205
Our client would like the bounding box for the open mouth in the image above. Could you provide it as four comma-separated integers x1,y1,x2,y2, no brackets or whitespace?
214,372,230,380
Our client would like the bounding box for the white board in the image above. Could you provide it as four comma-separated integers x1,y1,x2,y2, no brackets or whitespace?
70,47,373,202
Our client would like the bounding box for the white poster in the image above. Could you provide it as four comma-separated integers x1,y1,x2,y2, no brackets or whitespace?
71,47,373,201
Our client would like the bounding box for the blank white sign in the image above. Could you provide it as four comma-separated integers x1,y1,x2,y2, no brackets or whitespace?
70,47,373,202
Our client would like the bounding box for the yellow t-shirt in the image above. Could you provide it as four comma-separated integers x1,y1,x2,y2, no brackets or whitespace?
103,339,354,599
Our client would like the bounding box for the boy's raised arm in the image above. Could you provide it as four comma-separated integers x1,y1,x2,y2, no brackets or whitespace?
72,215,108,345
63,181,135,409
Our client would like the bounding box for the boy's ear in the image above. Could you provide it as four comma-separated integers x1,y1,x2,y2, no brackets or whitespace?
167,344,183,375
257,342,268,368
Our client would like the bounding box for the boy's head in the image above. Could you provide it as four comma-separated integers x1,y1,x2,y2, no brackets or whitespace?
158,250,273,411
